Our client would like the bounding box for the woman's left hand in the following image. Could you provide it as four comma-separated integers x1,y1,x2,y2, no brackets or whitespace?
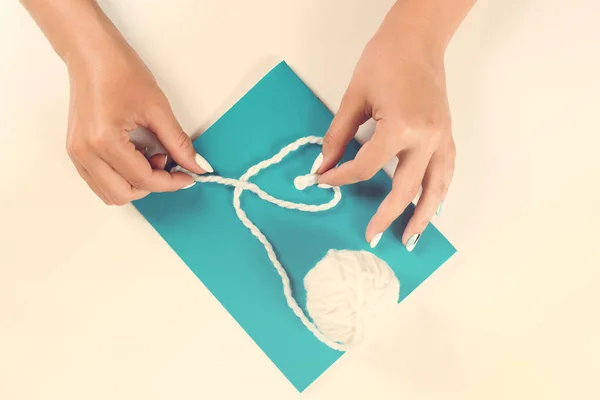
315,6,456,252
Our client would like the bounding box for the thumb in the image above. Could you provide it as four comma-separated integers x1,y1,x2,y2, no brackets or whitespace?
315,88,369,174
146,103,209,175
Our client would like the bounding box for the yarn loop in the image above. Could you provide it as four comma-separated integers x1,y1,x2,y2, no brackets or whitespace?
172,136,399,351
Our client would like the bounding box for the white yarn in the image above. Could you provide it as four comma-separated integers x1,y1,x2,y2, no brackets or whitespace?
172,136,399,351
304,250,400,346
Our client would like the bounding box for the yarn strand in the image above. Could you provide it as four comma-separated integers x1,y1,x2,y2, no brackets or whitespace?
172,136,346,351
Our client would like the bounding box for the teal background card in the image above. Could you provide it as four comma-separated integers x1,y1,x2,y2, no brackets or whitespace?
133,62,456,391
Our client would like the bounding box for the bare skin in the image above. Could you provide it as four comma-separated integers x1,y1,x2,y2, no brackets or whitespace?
316,0,475,248
21,0,475,250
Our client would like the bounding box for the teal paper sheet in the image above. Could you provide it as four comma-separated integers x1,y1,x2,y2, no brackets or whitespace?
133,62,456,391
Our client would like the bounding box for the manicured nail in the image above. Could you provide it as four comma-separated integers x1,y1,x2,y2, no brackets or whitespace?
195,153,214,173
182,182,196,189
317,183,332,189
436,201,443,216
310,153,323,174
406,234,421,252
370,233,383,248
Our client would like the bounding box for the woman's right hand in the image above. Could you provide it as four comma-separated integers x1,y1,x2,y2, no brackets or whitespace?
64,27,212,205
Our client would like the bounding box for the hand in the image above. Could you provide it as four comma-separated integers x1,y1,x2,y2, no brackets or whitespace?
316,8,456,251
64,30,210,205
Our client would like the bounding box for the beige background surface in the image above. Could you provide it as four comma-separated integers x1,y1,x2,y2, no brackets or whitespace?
1,0,599,399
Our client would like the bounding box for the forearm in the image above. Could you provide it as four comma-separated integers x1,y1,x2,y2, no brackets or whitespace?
20,0,127,68
381,0,476,56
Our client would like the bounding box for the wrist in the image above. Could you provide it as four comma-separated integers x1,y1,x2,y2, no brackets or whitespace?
21,0,131,73
61,10,128,73
380,0,475,58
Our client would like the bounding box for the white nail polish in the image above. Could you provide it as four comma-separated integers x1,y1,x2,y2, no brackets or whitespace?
310,153,323,174
370,233,383,248
406,234,421,252
317,184,333,189
195,153,214,173
182,182,196,189
436,201,443,216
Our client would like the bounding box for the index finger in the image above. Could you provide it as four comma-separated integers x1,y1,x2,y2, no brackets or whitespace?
317,123,402,187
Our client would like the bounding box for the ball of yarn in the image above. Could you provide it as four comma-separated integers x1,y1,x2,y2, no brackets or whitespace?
304,249,400,347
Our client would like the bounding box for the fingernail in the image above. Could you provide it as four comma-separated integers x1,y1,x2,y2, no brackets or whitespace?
436,201,443,216
195,153,214,173
317,183,332,189
182,182,196,189
370,232,383,248
310,153,323,174
406,234,421,252
163,154,168,169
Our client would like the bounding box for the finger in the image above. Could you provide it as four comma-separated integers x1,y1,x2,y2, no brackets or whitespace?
73,162,112,205
148,153,196,189
148,153,168,169
314,87,369,174
365,151,430,247
318,121,401,187
145,100,211,175
133,143,148,158
99,133,195,192
403,144,456,244
84,156,150,205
